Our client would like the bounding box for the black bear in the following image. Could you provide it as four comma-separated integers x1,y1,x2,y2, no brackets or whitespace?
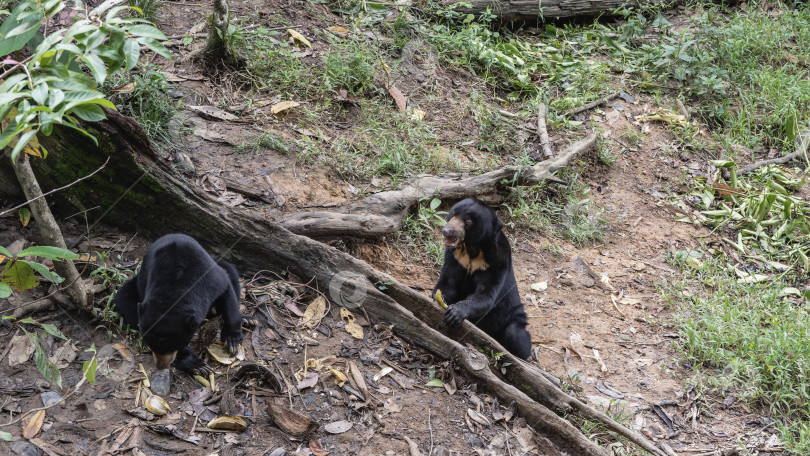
114,233,250,375
433,198,532,359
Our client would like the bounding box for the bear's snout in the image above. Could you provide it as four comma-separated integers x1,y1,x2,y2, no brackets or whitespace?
153,351,177,369
442,217,465,248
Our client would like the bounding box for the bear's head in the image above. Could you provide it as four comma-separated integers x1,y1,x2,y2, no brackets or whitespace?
441,198,504,249
137,300,202,369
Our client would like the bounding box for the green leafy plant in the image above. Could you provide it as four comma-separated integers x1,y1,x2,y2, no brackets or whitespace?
0,0,170,160
105,68,180,143
0,245,80,298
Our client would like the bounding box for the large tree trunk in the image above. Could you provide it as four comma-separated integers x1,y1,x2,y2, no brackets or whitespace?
445,0,665,22
22,111,667,456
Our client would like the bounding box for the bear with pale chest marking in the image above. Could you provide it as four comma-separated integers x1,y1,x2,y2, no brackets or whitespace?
114,234,253,375
433,198,532,359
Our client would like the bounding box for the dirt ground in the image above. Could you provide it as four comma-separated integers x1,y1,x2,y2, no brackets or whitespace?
0,0,792,455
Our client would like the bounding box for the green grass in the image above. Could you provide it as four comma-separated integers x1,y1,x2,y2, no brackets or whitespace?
302,99,463,184
104,69,180,144
664,252,810,453
401,197,448,266
505,173,608,245
605,1,810,151
236,132,290,155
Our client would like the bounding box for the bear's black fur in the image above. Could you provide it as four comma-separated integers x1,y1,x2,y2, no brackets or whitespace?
114,233,248,375
433,198,532,359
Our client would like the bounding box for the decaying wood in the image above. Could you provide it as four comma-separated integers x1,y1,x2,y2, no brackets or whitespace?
9,154,94,312
28,111,667,455
281,134,597,238
439,0,666,22
536,103,554,158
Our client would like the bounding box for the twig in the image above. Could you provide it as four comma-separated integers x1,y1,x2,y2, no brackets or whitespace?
739,150,805,174
428,407,434,456
0,374,88,427
565,92,620,117
536,103,554,157
0,156,111,217
609,294,627,319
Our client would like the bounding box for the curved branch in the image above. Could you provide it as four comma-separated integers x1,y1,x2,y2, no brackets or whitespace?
281,134,597,237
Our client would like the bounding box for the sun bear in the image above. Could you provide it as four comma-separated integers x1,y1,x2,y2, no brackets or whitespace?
114,233,250,375
433,198,532,359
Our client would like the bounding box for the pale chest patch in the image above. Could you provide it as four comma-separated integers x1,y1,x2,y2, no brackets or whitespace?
454,244,489,274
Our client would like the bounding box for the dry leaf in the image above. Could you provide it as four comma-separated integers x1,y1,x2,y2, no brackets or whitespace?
267,402,319,437
112,342,134,362
23,410,46,439
207,342,245,365
530,281,548,292
309,439,329,456
187,105,240,121
271,100,300,115
8,334,35,366
466,409,492,427
296,373,319,391
328,25,349,34
387,85,407,112
207,416,247,432
144,395,171,415
112,82,136,92
328,367,347,386
636,109,689,128
301,296,327,329
324,420,353,434
340,308,364,339
287,29,312,48
284,300,304,316
593,349,608,372
409,108,425,122
372,367,392,382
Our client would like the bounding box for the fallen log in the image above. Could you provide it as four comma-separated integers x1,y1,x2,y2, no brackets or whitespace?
439,0,667,23
24,111,665,455
281,134,596,238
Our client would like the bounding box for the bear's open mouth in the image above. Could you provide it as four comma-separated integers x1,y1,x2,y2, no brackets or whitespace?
443,235,460,248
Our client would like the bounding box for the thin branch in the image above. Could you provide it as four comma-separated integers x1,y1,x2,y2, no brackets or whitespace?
0,55,34,80
565,91,620,117
0,156,110,217
536,103,554,157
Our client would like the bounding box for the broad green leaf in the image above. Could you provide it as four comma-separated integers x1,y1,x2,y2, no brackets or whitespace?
425,378,445,387
0,246,12,256
40,323,68,340
0,8,42,55
18,207,30,227
71,103,107,122
430,198,441,211
138,37,171,60
127,24,167,40
9,128,37,162
48,88,65,110
0,260,39,291
0,282,11,299
20,260,64,284
18,245,80,260
0,93,26,106
82,356,98,384
30,334,62,388
123,38,139,71
80,53,107,84
31,83,48,105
